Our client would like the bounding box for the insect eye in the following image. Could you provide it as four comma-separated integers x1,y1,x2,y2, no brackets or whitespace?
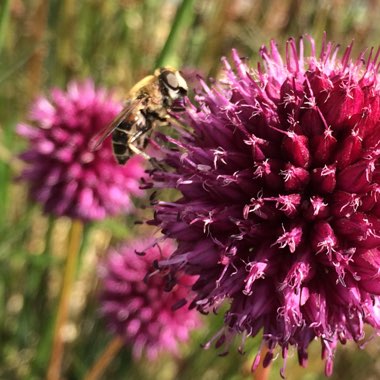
162,71,179,89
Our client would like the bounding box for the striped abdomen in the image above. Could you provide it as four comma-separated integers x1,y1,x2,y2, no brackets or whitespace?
112,121,133,164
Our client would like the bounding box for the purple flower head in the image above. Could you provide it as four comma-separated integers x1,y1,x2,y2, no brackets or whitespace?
99,238,200,360
17,80,145,221
148,36,380,376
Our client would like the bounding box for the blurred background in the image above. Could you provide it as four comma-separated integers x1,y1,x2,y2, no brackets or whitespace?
2,0,380,379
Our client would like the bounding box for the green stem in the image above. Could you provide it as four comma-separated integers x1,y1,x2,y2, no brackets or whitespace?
56,0,76,84
0,0,10,55
155,0,195,68
36,216,55,321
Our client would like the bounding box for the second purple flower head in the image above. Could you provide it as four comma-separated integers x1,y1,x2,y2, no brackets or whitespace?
18,80,145,221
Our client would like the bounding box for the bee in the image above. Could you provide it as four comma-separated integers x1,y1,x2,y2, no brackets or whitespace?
90,67,188,164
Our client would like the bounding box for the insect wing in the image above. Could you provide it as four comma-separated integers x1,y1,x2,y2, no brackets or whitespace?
89,99,143,151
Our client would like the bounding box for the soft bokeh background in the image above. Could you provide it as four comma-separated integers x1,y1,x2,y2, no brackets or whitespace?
2,0,380,379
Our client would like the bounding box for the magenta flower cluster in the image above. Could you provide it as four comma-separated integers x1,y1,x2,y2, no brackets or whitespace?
17,80,144,221
149,37,380,375
99,238,200,360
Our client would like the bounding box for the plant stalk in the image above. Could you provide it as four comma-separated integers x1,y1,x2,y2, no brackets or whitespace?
83,336,124,380
155,0,195,68
46,219,83,380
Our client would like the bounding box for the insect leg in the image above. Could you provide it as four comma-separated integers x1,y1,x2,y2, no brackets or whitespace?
127,144,151,160
128,142,164,169
127,123,153,160
167,115,189,130
129,127,149,144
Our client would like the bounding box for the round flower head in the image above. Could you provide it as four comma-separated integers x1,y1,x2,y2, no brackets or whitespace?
99,238,200,360
148,36,380,376
17,80,145,221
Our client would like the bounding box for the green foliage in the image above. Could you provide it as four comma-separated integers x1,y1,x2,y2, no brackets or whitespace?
2,0,380,379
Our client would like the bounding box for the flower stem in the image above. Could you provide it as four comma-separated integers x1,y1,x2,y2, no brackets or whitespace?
254,345,272,380
83,336,124,380
47,219,83,380
55,0,76,84
25,0,49,98
36,215,55,326
0,0,10,55
155,0,195,68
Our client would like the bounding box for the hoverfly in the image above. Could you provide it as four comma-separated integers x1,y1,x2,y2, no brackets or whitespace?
89,67,188,164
